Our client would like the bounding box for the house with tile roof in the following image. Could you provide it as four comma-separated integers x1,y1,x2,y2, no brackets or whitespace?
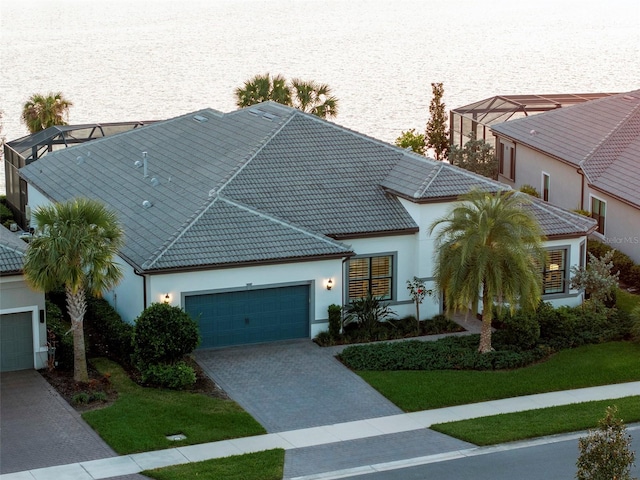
0,225,47,371
16,102,596,349
492,89,640,263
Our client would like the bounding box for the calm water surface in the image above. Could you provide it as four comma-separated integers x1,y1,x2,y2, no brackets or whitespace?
1,0,639,192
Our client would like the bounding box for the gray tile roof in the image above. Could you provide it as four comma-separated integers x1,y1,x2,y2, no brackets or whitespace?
20,101,594,272
0,226,26,274
382,154,505,199
145,197,352,270
491,89,640,208
382,155,597,237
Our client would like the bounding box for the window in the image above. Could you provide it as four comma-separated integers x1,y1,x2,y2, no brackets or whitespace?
579,241,586,269
542,173,550,201
499,142,515,181
591,197,606,235
347,255,393,301
543,249,567,295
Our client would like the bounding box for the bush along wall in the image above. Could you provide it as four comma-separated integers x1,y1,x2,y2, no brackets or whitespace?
85,297,134,367
588,239,640,291
132,302,201,389
338,302,633,372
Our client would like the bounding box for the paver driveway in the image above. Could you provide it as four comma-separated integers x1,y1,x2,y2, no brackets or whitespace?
196,339,402,433
0,369,147,479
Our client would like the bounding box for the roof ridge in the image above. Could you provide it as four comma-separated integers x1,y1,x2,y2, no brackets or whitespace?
415,161,444,198
142,196,221,270
211,111,296,196
580,99,640,182
218,197,352,251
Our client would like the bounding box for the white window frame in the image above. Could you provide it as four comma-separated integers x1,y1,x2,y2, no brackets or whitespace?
589,194,607,236
541,171,550,202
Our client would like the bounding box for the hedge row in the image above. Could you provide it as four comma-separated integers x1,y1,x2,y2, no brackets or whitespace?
338,303,633,372
588,239,640,290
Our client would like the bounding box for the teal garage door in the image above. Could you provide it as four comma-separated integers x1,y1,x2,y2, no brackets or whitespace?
185,285,310,348
1,312,34,372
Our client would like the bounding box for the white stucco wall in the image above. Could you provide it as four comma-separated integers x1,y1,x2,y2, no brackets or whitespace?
509,144,583,210
584,187,640,264
102,256,145,324
147,257,345,338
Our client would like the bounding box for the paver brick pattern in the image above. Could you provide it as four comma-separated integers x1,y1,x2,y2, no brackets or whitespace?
196,339,403,433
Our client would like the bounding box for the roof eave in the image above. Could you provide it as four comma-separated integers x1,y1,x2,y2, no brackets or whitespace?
137,251,355,275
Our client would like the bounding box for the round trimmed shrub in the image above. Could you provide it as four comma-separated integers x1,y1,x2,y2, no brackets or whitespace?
493,310,540,351
133,303,200,368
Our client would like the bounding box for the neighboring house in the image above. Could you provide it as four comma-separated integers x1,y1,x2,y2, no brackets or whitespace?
450,93,616,150
17,102,596,349
0,225,47,371
492,89,640,263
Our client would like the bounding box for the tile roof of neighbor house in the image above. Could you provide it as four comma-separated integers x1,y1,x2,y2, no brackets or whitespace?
19,102,596,272
491,89,640,208
0,225,27,274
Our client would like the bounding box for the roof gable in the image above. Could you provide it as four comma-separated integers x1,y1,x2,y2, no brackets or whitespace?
0,226,26,274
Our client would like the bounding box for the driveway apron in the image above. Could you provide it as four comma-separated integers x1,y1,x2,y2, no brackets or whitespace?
196,339,402,433
0,369,147,479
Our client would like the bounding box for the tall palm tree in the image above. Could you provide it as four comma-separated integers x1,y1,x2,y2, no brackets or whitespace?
21,92,73,133
290,79,339,119
234,74,339,119
429,189,546,353
23,198,124,383
235,73,291,108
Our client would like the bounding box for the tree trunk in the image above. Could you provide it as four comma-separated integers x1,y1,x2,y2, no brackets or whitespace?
66,285,89,383
478,289,493,353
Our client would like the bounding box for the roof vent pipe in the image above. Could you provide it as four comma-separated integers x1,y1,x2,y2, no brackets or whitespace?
142,151,148,178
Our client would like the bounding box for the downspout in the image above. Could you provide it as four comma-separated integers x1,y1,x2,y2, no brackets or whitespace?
577,166,585,210
134,269,148,310
340,256,349,334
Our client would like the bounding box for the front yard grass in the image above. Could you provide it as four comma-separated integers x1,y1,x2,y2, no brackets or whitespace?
617,288,640,313
431,396,640,445
83,358,266,454
357,342,640,412
143,449,284,480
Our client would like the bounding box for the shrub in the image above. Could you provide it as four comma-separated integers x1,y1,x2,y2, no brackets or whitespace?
493,309,540,351
338,335,549,371
45,300,74,370
328,304,342,340
85,297,134,366
72,392,91,405
133,303,200,368
140,361,197,390
422,314,464,335
631,306,640,343
519,184,540,197
344,293,395,342
0,202,14,228
576,406,636,480
314,331,332,347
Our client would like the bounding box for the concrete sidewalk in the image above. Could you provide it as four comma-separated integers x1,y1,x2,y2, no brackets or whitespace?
3,381,638,480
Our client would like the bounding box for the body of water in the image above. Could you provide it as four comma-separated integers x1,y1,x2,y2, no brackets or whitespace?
1,0,639,193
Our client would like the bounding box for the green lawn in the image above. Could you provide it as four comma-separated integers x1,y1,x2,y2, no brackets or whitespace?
617,288,640,314
358,342,640,412
431,396,640,445
143,449,285,480
83,358,265,454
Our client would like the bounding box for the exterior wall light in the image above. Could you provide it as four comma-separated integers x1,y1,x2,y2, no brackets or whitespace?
326,279,334,291
163,293,170,303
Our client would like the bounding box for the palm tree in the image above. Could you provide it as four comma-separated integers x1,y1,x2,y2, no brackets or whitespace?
234,74,339,119
290,79,339,119
21,92,73,134
235,73,291,108
23,198,124,383
429,189,546,353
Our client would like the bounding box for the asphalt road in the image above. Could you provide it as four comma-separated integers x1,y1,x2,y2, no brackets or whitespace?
338,428,640,480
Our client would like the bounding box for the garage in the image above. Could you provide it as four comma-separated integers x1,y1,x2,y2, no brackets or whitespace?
185,284,310,348
1,311,34,372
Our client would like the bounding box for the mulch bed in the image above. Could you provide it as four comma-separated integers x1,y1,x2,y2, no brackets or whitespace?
40,356,228,413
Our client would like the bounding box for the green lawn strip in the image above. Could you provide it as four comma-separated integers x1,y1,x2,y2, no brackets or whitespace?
431,396,640,446
357,342,640,412
143,449,284,480
617,288,640,314
83,358,266,454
